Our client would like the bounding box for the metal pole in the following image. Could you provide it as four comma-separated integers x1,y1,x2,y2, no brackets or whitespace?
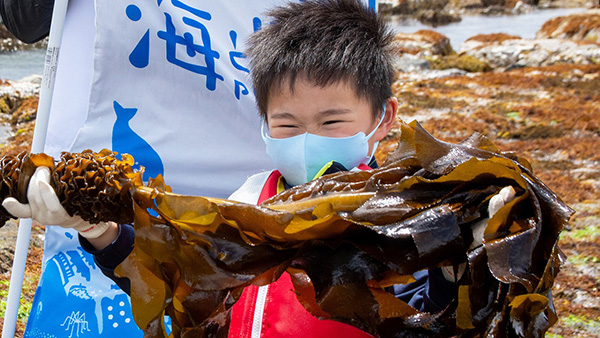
2,0,70,336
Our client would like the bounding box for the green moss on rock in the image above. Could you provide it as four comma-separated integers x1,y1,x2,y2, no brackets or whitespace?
427,54,491,72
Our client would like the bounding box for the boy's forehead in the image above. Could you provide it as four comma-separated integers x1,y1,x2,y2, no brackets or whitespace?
269,73,362,99
265,74,378,122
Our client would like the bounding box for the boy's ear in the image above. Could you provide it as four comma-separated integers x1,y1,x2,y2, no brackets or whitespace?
374,97,398,142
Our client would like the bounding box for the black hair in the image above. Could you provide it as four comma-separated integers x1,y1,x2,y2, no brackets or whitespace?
245,0,395,120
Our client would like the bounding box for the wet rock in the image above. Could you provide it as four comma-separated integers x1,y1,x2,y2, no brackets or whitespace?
480,0,538,14
0,75,42,97
380,0,594,17
396,68,467,82
389,30,481,79
0,245,15,274
481,0,505,7
380,0,462,27
391,30,454,57
456,0,484,10
380,0,450,14
536,9,600,43
472,0,541,13
538,0,597,9
428,54,491,72
0,220,17,274
461,33,523,51
460,35,600,69
507,0,540,6
572,288,600,309
482,5,509,15
417,9,462,26
511,1,536,14
393,55,430,72
570,167,600,180
379,0,411,15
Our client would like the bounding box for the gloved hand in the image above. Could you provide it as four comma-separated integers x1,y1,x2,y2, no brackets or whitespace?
2,166,111,239
441,186,517,282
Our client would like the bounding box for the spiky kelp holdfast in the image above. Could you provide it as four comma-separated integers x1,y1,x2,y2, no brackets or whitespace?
0,149,142,227
109,122,571,338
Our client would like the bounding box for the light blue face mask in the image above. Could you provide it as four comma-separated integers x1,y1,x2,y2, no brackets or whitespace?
262,105,386,186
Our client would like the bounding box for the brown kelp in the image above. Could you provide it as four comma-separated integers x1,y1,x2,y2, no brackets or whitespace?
0,149,141,227
0,122,573,337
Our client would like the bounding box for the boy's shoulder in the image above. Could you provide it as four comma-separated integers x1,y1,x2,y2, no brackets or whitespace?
228,170,275,204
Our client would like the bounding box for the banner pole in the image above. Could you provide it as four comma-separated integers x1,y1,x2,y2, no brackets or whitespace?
2,0,70,336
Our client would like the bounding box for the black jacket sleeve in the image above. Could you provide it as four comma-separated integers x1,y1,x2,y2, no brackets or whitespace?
79,223,135,294
0,0,54,43
387,269,457,313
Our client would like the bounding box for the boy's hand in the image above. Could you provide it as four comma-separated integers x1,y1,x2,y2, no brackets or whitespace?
441,186,517,282
2,166,110,239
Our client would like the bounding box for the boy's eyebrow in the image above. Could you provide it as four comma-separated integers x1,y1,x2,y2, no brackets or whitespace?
270,108,352,120
269,112,297,120
319,108,352,117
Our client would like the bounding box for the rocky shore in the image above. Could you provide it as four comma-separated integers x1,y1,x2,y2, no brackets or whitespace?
1,6,599,337
380,0,597,26
389,9,600,74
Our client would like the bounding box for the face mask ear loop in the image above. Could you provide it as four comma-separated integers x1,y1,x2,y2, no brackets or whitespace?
365,104,387,159
365,103,387,141
261,122,270,142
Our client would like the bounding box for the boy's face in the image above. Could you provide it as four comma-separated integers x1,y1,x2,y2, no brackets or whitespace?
266,75,397,156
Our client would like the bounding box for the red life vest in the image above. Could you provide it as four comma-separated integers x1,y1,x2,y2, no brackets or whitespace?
228,168,373,338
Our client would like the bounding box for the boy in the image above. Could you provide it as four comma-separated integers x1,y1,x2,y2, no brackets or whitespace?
4,0,461,336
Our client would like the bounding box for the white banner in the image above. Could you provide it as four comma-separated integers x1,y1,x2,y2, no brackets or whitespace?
72,0,283,198
25,0,375,336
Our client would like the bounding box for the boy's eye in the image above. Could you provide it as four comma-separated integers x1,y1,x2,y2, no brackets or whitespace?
323,120,343,125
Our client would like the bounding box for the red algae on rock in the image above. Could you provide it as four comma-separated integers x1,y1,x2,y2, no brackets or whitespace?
466,33,523,44
391,30,454,56
537,10,600,43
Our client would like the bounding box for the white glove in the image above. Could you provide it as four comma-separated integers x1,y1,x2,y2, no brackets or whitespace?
2,166,110,239
441,186,516,282
469,186,516,251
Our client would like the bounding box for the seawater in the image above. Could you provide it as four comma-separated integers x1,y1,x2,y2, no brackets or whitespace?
0,48,45,81
0,7,591,81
